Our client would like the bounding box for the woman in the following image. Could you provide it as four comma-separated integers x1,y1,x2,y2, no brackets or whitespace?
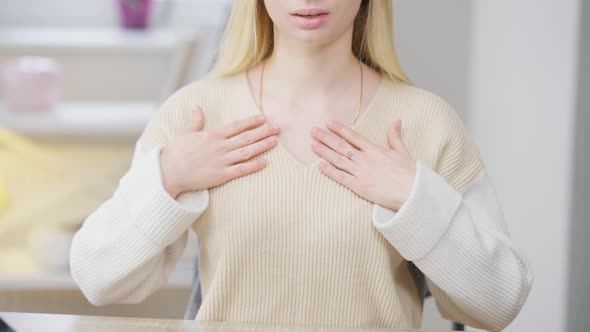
70,0,533,330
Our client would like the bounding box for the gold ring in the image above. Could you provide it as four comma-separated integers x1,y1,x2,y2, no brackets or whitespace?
346,148,354,159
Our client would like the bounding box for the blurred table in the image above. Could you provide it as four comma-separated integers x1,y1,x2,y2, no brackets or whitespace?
0,312,445,332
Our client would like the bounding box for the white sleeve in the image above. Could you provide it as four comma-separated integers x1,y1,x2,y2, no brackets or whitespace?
69,141,209,306
372,160,533,331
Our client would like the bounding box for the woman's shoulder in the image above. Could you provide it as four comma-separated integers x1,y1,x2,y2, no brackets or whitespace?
156,73,244,119
380,78,485,190
164,73,243,105
381,78,465,131
378,78,474,150
138,73,244,149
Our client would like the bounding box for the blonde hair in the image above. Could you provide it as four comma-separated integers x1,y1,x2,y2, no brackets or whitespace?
209,0,410,84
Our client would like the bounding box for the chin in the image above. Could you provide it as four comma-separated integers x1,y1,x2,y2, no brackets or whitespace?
288,28,338,44
281,17,352,47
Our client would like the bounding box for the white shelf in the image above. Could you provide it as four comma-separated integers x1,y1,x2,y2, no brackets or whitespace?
0,101,155,139
0,27,196,53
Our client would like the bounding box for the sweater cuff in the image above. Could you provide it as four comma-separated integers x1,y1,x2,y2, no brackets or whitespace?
372,160,462,261
119,144,209,246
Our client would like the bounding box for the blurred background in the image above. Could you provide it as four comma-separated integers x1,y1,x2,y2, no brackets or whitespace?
0,1,587,331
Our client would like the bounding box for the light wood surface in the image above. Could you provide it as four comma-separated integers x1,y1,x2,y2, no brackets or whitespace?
0,311,441,332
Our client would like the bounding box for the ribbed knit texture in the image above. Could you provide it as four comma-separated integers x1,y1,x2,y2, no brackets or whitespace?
70,72,533,331
142,73,474,326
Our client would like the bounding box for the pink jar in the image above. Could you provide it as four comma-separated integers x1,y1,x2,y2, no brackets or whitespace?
0,56,64,111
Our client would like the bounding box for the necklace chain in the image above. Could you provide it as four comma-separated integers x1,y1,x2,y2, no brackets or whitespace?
258,59,364,125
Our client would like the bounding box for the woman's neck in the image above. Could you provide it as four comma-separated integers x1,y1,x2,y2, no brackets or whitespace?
263,25,360,99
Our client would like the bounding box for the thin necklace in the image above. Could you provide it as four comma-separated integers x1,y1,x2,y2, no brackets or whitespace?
258,58,364,125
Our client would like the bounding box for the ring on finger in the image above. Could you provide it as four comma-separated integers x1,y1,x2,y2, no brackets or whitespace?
345,148,355,160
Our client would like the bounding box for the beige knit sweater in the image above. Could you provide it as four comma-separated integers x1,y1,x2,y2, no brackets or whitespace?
70,72,533,331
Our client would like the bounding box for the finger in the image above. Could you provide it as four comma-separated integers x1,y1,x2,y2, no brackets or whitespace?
216,114,266,138
225,135,278,165
326,120,373,151
319,160,356,189
311,126,358,162
183,106,205,133
387,119,409,154
224,121,280,151
311,139,358,175
224,158,267,179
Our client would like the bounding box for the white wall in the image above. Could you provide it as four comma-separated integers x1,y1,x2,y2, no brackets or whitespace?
469,0,581,331
567,0,590,331
393,0,471,120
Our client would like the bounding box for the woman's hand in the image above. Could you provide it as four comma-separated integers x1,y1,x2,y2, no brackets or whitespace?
160,107,280,198
311,119,416,212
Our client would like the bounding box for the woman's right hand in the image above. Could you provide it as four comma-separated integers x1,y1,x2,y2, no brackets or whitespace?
160,106,280,198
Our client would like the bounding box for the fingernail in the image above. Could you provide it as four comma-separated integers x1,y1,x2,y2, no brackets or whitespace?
270,123,280,131
257,115,265,121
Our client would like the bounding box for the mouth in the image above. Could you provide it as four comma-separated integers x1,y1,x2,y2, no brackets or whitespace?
290,8,330,16
290,9,330,30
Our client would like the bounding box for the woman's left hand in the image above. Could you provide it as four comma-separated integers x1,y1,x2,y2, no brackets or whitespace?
311,119,416,212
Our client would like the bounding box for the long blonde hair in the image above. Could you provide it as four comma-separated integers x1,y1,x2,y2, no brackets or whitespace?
208,0,410,84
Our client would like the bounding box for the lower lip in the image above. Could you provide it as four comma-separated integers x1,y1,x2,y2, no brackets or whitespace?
291,13,329,30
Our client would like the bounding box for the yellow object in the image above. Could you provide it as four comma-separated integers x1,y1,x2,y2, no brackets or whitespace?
0,128,61,168
0,127,134,245
0,178,10,211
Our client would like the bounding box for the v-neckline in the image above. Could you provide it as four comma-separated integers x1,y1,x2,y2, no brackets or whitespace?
238,71,388,171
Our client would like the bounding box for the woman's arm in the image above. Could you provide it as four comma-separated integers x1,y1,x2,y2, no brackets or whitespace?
371,112,533,331
69,75,280,306
373,163,532,331
69,140,209,306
